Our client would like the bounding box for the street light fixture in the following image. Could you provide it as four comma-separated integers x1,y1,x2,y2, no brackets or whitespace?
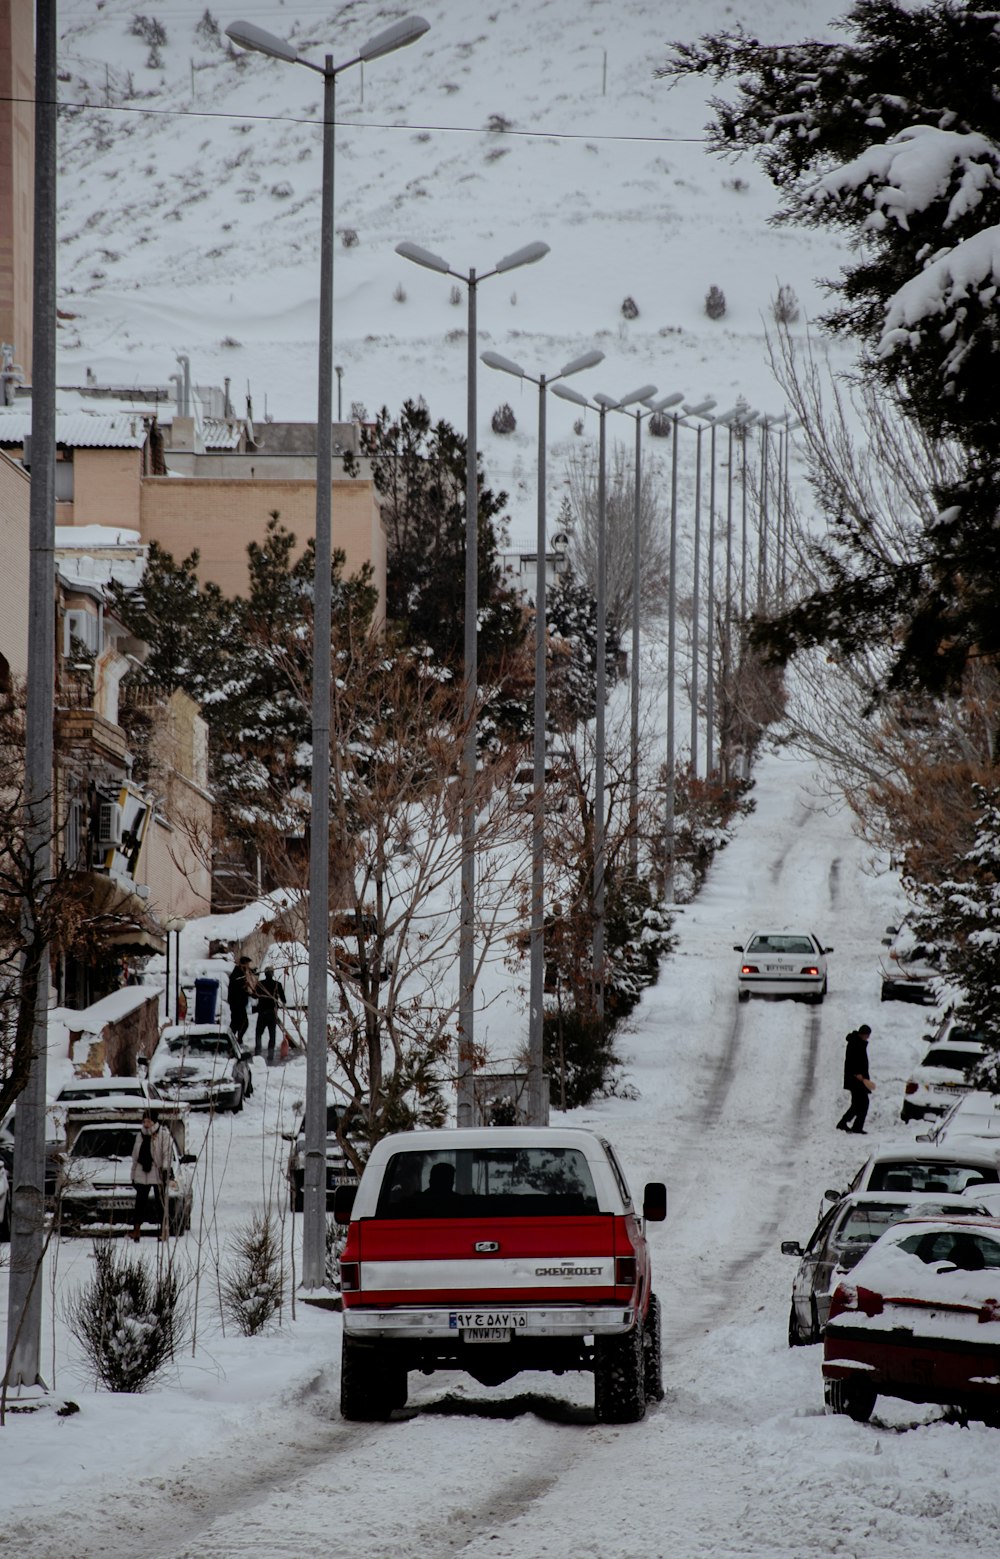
614,391,683,875
681,400,717,777
481,347,604,1125
226,11,429,1289
552,380,654,1020
757,412,788,612
703,408,743,776
398,238,549,1125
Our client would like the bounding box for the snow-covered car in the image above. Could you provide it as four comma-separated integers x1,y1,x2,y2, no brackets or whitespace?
821,1144,1000,1219
335,1127,667,1424
900,1038,985,1122
918,1091,1000,1152
823,1216,1000,1424
879,919,938,1004
285,1100,361,1212
783,1190,995,1346
734,930,831,1004
145,1024,252,1113
56,1107,196,1234
50,1074,162,1141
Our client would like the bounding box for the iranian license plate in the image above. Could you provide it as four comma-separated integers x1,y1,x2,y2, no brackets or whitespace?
463,1327,510,1343
764,963,788,973
450,1310,528,1332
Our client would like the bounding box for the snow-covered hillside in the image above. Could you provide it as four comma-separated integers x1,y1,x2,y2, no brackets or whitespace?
55,0,851,533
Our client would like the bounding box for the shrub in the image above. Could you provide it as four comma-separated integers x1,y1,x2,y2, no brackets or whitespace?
220,1210,283,1335
544,1009,616,1110
195,8,220,45
648,410,674,438
773,284,800,324
338,227,359,249
449,284,462,306
486,112,513,133
270,181,293,200
620,295,639,321
705,284,727,320
491,402,516,435
129,14,167,48
66,1241,185,1393
393,282,407,303
573,418,585,436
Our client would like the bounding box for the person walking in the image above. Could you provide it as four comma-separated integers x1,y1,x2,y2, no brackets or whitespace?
254,967,287,1062
837,1024,874,1134
227,955,254,1044
130,1113,174,1240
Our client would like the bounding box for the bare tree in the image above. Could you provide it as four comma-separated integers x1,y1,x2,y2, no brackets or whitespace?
563,442,670,630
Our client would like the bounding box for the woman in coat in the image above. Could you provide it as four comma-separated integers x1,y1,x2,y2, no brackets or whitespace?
130,1113,174,1240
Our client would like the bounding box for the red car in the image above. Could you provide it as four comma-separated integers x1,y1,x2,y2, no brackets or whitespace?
823,1217,1000,1425
335,1127,667,1424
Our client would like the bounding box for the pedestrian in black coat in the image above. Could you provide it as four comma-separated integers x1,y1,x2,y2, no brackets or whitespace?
837,1024,874,1133
227,955,254,1044
254,968,287,1061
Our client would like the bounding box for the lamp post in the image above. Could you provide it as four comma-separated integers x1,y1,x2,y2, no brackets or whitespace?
682,400,716,777
704,409,742,777
481,348,604,1126
612,392,683,876
756,412,787,613
226,12,429,1289
551,381,655,1021
397,239,549,1125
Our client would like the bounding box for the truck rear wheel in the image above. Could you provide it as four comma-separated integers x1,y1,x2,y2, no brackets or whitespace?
340,1334,407,1421
642,1293,664,1401
594,1323,646,1424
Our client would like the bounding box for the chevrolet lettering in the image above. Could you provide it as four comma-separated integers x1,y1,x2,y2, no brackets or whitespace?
336,1126,668,1424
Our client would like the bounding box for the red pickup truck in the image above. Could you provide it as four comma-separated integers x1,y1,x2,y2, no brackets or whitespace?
334,1126,667,1423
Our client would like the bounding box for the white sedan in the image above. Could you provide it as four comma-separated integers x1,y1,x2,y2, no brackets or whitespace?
734,930,832,1004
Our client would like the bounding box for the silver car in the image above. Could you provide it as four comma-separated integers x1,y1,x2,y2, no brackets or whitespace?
735,930,831,1004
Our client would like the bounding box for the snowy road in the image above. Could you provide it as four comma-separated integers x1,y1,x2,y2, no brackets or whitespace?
5,751,1000,1558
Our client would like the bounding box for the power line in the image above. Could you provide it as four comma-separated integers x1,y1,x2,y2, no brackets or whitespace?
0,92,710,145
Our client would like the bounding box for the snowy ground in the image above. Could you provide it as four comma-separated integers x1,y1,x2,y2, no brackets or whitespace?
4,748,999,1559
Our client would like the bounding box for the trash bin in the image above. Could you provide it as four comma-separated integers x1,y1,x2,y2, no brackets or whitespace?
193,976,219,1025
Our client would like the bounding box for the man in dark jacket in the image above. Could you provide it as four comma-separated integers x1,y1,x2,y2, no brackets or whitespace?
254,967,287,1061
227,955,254,1044
837,1024,874,1133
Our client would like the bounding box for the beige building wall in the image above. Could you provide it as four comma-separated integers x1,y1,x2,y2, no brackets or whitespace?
136,690,213,921
141,476,387,622
0,0,33,380
0,446,29,679
73,447,143,528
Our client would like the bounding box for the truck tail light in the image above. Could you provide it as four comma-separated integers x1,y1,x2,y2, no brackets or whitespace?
340,1262,360,1292
741,964,758,975
615,1256,637,1286
905,1081,919,1095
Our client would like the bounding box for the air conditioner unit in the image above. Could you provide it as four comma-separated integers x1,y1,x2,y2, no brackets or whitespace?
97,800,124,849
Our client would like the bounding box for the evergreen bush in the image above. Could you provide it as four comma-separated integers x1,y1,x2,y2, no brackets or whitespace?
705,285,727,320
220,1210,283,1335
66,1241,185,1393
491,402,516,435
621,296,640,320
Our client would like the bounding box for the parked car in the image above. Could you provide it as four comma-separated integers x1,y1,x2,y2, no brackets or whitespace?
879,919,937,1004
823,1216,1000,1424
918,1091,1000,1151
145,1024,252,1113
56,1104,196,1234
734,930,832,1004
900,1038,985,1122
285,1101,361,1212
783,1190,994,1346
335,1127,667,1423
821,1144,1000,1218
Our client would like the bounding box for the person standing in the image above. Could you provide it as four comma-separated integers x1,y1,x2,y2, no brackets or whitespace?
227,955,254,1044
254,967,287,1062
130,1113,174,1240
837,1024,874,1133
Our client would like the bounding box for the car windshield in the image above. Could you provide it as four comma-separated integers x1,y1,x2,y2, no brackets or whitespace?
747,935,814,955
167,1034,231,1056
896,1229,1000,1269
70,1127,146,1159
56,1083,144,1101
922,1048,980,1071
835,1204,907,1252
374,1147,601,1219
867,1161,999,1194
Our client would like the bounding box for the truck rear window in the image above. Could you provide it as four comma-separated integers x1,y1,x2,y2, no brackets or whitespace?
374,1147,600,1219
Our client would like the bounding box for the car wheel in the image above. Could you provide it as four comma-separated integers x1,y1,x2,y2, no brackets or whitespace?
824,1378,876,1422
738,990,750,1004
339,1333,405,1421
642,1293,664,1401
594,1323,647,1424
900,1103,915,1123
787,1303,809,1348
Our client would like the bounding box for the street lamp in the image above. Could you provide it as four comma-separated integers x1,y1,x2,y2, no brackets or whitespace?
703,409,743,776
481,347,604,1126
398,239,549,1125
682,400,717,777
226,12,429,1289
757,412,787,612
551,380,655,1021
612,391,683,875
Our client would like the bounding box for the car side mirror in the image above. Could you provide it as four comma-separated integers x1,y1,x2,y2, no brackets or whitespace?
823,1188,842,1204
881,937,892,946
824,946,834,954
780,1240,803,1257
136,1055,149,1073
333,1183,357,1224
732,945,744,953
180,1152,197,1165
642,1182,667,1222
885,925,898,936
